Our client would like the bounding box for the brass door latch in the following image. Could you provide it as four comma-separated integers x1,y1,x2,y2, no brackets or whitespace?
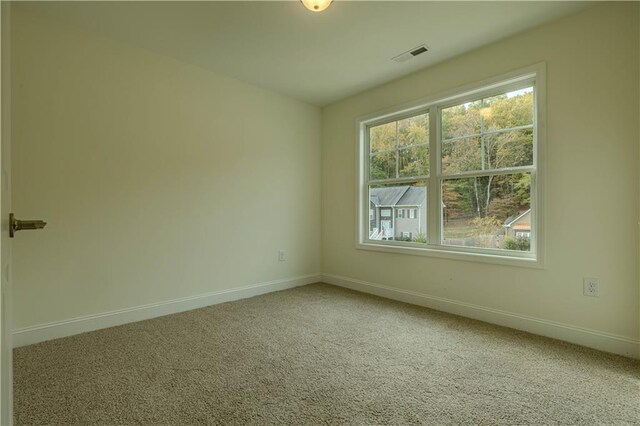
9,213,47,238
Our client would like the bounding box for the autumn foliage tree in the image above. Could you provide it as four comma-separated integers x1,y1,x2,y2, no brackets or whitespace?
441,90,533,225
368,87,534,250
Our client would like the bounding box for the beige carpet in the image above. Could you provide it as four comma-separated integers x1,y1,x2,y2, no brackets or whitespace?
14,283,640,425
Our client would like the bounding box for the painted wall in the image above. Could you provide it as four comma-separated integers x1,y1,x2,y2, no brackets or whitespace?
322,3,640,341
11,10,321,329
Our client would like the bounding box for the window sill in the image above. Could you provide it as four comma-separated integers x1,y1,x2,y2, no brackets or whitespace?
356,241,543,269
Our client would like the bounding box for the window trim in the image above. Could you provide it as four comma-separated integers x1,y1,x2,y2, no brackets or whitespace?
355,63,546,269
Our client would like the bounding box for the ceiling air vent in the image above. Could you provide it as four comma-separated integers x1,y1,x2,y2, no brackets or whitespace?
392,44,429,63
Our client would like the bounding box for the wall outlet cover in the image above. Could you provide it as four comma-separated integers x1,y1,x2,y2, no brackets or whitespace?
583,277,599,297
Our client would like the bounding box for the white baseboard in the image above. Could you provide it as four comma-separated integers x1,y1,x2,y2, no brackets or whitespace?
322,273,640,359
13,273,321,348
14,272,639,359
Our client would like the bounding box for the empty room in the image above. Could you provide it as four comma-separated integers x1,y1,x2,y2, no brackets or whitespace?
0,0,639,424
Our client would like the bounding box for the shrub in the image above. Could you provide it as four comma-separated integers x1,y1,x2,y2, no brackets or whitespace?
414,233,427,243
503,236,530,251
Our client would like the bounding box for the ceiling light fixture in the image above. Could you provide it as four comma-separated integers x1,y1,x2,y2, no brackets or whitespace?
300,0,333,13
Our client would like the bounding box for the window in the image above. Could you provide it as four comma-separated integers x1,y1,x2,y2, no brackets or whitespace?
357,66,544,266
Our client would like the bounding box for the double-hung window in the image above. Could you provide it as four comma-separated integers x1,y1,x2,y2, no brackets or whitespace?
357,67,544,265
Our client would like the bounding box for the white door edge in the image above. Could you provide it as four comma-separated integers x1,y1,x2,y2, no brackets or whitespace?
0,2,13,424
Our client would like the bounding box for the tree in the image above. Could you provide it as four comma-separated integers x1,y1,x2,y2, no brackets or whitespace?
370,115,430,180
440,89,533,223
370,88,534,250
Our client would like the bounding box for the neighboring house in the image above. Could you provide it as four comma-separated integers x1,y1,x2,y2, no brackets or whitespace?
503,209,531,238
369,186,427,241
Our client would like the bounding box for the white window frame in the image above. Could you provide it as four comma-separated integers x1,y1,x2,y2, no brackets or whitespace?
355,64,546,268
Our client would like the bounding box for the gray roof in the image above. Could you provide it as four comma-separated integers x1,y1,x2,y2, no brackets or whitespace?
503,209,531,227
370,186,426,207
397,186,426,206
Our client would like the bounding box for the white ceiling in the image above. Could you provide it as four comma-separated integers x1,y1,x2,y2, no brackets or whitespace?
16,1,594,106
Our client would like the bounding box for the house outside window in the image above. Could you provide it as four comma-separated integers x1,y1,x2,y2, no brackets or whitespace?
357,65,544,266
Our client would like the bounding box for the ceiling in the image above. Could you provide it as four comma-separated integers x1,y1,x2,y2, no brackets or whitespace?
16,1,594,106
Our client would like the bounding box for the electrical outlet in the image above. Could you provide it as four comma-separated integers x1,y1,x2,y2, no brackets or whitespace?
583,277,599,297
278,250,286,262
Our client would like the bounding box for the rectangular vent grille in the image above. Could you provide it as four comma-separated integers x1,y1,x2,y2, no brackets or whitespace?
411,46,428,56
392,44,429,63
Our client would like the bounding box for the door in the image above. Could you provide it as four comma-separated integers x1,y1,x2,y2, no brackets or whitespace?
0,3,12,423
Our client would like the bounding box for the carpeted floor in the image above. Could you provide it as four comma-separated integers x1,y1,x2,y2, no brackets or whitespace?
14,283,640,425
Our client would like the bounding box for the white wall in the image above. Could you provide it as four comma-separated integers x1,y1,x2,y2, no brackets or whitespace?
10,3,640,357
322,2,639,345
11,10,321,331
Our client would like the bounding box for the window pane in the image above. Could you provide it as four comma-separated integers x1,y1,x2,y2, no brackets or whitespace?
485,128,534,170
483,87,534,131
370,122,396,154
441,100,482,140
398,114,429,147
442,173,531,252
441,137,482,175
370,151,396,180
369,181,427,243
399,144,429,177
